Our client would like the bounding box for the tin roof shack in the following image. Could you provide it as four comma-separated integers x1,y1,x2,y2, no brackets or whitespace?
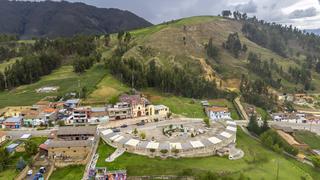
56,126,97,141
47,140,93,160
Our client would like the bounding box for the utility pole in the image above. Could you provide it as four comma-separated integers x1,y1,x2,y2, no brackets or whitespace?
78,79,81,98
276,159,279,180
131,73,134,89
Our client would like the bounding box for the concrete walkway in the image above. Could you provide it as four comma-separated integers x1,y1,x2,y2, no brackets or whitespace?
105,148,125,162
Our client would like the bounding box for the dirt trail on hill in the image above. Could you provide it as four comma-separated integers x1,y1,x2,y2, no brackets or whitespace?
189,55,223,87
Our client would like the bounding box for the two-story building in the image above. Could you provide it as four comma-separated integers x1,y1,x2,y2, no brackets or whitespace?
3,116,23,129
107,102,132,120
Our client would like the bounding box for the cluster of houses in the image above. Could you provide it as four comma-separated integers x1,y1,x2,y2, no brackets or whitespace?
277,93,315,106
201,101,232,121
271,112,320,124
0,93,170,129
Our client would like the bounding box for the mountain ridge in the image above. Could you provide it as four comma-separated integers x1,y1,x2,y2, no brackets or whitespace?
0,0,152,38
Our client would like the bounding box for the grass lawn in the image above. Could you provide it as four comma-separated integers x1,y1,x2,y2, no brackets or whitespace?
0,137,47,180
208,99,240,120
0,64,107,108
96,128,318,180
49,165,85,180
83,70,130,105
143,89,206,118
293,131,320,149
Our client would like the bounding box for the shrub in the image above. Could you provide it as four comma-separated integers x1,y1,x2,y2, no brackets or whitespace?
160,149,168,154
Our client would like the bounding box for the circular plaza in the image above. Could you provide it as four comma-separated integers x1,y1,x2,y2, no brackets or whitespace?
99,119,243,159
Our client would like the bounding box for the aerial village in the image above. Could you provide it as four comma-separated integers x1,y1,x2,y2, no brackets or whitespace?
1,85,320,179
0,86,244,180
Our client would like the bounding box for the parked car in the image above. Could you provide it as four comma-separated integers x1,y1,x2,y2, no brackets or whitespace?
27,170,33,176
136,121,145,126
120,124,128,128
112,128,120,133
39,167,46,174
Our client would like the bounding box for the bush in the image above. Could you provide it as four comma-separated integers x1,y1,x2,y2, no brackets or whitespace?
160,149,168,154
260,129,299,156
311,156,320,168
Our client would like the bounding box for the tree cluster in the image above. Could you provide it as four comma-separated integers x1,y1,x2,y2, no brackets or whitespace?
206,38,220,61
0,34,18,42
240,75,276,110
73,55,98,73
223,33,246,58
0,51,61,90
260,129,299,156
247,52,281,89
247,115,269,136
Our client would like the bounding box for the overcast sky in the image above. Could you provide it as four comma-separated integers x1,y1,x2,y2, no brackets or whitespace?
28,0,320,29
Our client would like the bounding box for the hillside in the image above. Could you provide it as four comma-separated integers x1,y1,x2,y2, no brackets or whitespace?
0,0,152,38
105,16,320,94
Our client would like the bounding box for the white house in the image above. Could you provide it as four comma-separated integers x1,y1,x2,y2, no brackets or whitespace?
206,106,231,121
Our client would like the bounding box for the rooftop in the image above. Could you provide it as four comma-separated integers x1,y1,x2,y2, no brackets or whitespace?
65,99,80,104
4,116,23,123
47,140,92,148
207,106,229,113
57,126,97,136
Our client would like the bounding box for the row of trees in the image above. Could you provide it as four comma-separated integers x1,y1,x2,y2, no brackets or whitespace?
206,38,220,61
108,56,230,99
33,35,97,56
0,51,61,90
242,22,287,57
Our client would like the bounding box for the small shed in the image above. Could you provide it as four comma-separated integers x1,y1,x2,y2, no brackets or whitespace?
6,143,19,153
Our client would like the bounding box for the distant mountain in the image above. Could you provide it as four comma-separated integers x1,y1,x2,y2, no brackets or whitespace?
305,29,320,35
0,0,152,38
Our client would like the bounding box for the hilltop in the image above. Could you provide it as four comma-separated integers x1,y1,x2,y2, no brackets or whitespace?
106,16,320,94
0,0,152,38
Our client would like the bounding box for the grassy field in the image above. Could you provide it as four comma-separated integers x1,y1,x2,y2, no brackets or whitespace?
0,137,47,180
96,128,319,180
0,64,107,108
143,89,206,118
49,165,85,180
83,70,130,105
293,131,320,149
208,99,240,119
